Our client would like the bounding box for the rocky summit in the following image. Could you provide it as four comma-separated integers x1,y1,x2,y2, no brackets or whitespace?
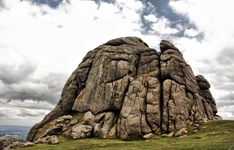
27,37,221,142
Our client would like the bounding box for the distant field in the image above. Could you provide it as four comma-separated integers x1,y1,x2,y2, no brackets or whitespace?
20,120,234,150
0,125,30,139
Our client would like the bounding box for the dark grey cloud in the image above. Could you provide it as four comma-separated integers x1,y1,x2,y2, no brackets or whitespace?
216,46,234,65
218,93,234,101
216,100,234,108
0,62,37,84
198,46,234,84
17,109,49,117
0,110,7,118
197,45,234,105
0,1,4,9
41,72,68,94
0,70,69,105
31,0,63,8
1,90,57,103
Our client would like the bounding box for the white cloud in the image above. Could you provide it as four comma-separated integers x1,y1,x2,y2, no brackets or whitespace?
151,17,179,35
144,14,158,22
169,0,234,44
115,0,144,12
217,105,234,120
143,13,179,36
184,28,199,37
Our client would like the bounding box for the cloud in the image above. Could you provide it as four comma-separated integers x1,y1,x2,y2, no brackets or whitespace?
169,0,234,44
17,109,50,117
0,72,68,104
184,28,200,37
144,14,158,23
0,107,51,126
0,110,7,118
0,61,37,85
0,107,50,118
151,16,179,35
0,99,54,110
217,105,234,120
0,99,53,125
143,13,180,36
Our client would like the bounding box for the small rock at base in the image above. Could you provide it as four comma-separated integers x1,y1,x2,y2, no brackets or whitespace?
175,128,188,137
143,133,154,139
48,135,59,144
71,125,93,139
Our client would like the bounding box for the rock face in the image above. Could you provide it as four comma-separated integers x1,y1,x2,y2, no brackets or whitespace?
0,138,35,150
27,37,221,142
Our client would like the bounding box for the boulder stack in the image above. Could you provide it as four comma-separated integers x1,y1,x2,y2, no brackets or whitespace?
27,37,221,142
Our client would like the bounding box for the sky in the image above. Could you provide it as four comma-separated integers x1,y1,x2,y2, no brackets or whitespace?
0,0,234,126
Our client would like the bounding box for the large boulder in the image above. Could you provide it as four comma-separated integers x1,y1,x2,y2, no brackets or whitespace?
27,37,221,141
71,125,92,139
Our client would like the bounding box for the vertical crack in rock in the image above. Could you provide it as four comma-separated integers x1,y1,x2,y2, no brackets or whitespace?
27,37,221,142
144,77,153,134
159,52,164,134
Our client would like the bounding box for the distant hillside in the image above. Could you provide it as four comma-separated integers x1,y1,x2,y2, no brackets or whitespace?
0,125,30,140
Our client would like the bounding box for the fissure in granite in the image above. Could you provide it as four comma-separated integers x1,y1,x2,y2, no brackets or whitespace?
27,37,221,142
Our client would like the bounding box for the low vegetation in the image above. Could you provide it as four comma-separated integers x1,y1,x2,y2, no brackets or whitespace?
20,120,234,150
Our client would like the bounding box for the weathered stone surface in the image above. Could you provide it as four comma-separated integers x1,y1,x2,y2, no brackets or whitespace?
27,37,221,142
196,75,217,115
160,40,179,53
161,79,192,133
93,112,118,139
0,138,18,150
71,125,92,139
161,132,174,138
214,115,223,120
2,141,35,150
3,142,35,150
34,136,50,144
160,48,199,93
69,119,78,126
118,72,160,140
174,128,188,137
48,135,59,144
143,133,155,139
39,124,64,139
71,38,158,115
34,135,59,144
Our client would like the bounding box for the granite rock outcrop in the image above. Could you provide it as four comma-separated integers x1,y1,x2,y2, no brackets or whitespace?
27,37,221,142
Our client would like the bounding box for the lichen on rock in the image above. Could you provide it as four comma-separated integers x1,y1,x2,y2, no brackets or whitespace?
27,37,221,142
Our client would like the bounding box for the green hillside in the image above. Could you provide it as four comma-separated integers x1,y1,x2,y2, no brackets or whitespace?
20,120,234,150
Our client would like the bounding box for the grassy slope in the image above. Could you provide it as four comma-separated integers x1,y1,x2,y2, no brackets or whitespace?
20,120,234,150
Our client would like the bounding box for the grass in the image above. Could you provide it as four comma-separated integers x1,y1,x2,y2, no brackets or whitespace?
19,120,234,150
